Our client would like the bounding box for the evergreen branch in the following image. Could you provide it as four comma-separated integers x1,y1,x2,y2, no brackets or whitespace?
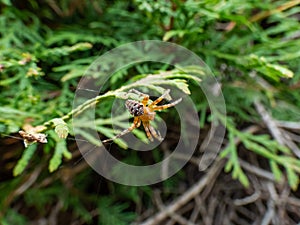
41,72,200,133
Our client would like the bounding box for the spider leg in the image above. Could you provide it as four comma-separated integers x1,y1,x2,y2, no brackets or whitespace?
148,124,163,141
142,121,154,141
128,89,149,106
102,117,141,143
152,97,182,111
149,89,170,107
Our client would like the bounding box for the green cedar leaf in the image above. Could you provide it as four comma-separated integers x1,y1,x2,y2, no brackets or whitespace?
269,160,282,182
285,166,299,191
13,144,37,176
49,139,69,172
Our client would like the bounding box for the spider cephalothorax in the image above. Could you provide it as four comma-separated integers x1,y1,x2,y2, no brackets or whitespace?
103,89,182,143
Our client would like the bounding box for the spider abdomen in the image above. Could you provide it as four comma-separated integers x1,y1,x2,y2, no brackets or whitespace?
125,100,144,116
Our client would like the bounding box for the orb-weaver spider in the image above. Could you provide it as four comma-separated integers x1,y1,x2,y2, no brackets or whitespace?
102,89,182,143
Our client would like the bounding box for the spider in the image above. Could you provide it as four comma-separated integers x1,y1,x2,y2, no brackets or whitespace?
102,89,182,143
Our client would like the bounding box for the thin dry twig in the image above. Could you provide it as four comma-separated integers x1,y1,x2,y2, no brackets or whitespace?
153,190,196,225
48,200,64,225
233,189,261,206
238,158,275,181
261,182,279,225
4,165,43,208
137,159,225,225
275,120,300,130
189,196,202,224
254,100,300,158
254,100,285,145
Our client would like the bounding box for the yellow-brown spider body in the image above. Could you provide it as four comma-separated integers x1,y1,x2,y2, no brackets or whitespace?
103,89,182,143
